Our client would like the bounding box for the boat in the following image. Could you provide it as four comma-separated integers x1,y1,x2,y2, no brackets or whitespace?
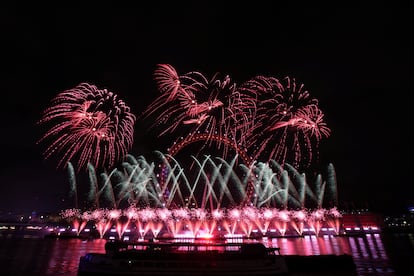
77,239,289,275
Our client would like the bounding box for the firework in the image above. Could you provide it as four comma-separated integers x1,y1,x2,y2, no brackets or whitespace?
141,64,256,159
153,63,183,102
239,76,330,169
37,83,136,172
143,65,330,170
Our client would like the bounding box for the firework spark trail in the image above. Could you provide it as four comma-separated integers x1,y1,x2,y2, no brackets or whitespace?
67,151,338,211
37,83,136,172
293,104,331,139
153,63,183,102
141,65,198,135
142,65,331,170
141,64,257,159
239,76,330,169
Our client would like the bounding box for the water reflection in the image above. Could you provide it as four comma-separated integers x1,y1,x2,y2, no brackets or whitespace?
263,235,349,255
261,234,394,275
46,239,106,275
0,234,412,275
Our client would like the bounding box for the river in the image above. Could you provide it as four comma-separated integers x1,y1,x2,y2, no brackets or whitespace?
0,233,413,275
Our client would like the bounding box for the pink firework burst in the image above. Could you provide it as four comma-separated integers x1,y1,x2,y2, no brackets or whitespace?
240,76,330,169
152,63,183,102
37,83,136,172
142,65,330,170
141,64,256,157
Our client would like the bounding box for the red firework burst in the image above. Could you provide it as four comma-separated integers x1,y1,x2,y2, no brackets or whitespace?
142,64,330,170
37,83,136,172
141,64,256,158
239,76,330,169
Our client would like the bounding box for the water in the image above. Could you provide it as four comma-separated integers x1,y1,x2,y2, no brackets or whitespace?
0,233,413,276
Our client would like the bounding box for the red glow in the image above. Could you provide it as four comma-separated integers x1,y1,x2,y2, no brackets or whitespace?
38,83,136,172
142,64,330,170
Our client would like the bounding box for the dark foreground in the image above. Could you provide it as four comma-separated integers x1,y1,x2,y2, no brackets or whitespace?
77,240,358,276
4,234,407,275
77,255,357,276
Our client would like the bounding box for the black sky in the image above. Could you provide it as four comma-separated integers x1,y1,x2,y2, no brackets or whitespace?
1,2,412,215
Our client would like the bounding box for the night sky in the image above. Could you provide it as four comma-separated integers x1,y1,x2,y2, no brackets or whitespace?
1,2,412,215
